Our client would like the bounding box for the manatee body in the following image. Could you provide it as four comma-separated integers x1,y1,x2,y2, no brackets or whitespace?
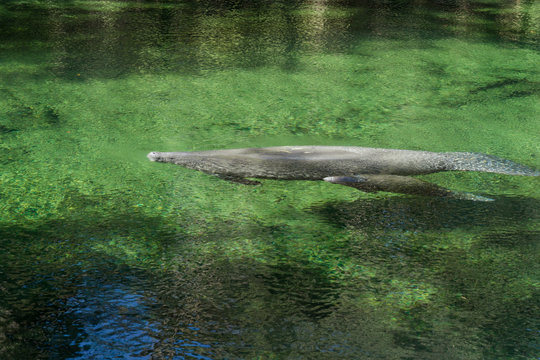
323,175,494,202
147,146,539,200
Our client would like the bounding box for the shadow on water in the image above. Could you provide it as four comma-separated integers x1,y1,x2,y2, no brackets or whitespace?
257,261,340,319
310,195,540,232
0,210,343,359
309,195,540,359
0,211,240,359
0,191,538,358
0,215,170,359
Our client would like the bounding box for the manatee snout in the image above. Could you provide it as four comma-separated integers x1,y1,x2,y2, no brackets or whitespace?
147,151,192,164
147,152,160,162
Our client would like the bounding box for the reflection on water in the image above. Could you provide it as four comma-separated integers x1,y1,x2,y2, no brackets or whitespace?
1,0,538,79
0,0,539,358
60,277,160,359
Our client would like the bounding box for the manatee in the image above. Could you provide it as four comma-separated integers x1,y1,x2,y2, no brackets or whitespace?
147,146,539,200
323,175,494,201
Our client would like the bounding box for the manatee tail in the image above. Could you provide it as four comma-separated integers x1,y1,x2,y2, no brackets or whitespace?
443,152,540,176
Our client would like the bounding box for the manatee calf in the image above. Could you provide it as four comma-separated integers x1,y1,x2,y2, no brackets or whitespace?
147,146,539,200
323,175,494,201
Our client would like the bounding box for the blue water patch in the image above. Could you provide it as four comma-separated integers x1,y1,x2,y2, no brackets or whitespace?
62,283,160,359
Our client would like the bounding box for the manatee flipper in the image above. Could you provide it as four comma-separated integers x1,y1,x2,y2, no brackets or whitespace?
323,175,494,202
217,175,261,185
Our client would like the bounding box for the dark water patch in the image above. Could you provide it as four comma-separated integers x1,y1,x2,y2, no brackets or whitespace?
309,195,540,359
0,211,345,359
42,105,61,125
1,88,64,130
49,268,161,360
479,229,540,249
0,146,30,165
310,195,540,232
434,245,539,359
0,125,18,134
1,0,537,81
439,77,540,107
469,78,540,99
470,78,523,93
1,197,538,358
0,213,175,359
256,261,340,320
150,256,399,359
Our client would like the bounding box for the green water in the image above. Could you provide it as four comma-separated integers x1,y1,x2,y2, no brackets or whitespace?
1,0,539,358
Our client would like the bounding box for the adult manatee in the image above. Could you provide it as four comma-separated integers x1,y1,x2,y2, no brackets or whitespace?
147,146,539,200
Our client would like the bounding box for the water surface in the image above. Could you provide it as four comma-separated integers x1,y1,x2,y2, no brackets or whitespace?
0,0,539,358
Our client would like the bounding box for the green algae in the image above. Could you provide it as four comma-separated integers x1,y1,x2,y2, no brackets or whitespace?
0,0,539,358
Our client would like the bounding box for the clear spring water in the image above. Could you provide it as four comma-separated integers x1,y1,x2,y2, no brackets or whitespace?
0,0,539,358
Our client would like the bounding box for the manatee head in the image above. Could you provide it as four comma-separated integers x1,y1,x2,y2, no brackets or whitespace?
147,151,161,162
146,151,216,173
147,151,192,163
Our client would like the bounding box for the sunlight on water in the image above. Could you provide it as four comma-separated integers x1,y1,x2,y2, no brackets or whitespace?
0,0,539,358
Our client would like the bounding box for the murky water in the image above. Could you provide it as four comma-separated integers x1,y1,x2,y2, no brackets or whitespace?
1,0,539,358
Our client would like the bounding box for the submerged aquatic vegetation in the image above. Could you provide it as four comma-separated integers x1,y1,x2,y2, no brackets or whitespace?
0,0,539,358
